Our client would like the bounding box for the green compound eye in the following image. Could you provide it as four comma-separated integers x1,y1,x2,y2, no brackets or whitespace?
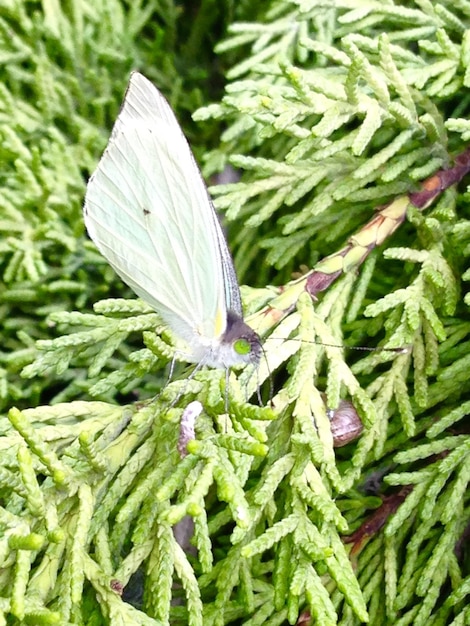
234,338,251,356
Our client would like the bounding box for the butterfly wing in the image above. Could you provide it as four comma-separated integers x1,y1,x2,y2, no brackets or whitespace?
84,72,241,348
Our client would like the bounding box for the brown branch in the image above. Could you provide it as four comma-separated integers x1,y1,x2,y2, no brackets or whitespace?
248,148,470,335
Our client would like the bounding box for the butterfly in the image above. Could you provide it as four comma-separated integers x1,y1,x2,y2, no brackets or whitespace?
84,72,261,374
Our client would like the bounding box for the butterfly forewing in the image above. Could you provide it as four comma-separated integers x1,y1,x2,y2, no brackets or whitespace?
84,72,238,345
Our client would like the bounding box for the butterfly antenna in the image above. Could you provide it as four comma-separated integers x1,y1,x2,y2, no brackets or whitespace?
269,336,409,354
310,341,409,354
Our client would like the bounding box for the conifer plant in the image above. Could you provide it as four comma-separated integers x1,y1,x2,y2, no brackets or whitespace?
0,1,468,625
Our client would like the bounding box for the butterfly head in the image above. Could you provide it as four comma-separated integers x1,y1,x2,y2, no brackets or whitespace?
191,310,261,369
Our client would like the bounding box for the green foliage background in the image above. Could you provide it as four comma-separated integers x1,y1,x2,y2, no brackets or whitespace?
0,1,469,625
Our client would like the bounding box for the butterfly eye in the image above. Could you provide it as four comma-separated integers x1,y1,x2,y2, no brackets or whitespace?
234,338,252,356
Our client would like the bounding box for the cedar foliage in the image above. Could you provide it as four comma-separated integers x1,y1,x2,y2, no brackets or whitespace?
0,1,469,625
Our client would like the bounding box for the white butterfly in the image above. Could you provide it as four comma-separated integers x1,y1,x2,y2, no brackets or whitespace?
84,71,261,370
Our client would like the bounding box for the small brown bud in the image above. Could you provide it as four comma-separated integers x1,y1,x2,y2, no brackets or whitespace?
328,400,363,447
